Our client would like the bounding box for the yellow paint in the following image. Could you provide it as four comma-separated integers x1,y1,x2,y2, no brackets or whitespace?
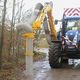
33,5,57,40
48,6,57,40
22,4,58,56
22,33,34,56
25,53,34,56
22,33,35,38
33,6,48,31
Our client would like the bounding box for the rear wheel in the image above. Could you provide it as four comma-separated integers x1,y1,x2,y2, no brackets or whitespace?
49,43,61,68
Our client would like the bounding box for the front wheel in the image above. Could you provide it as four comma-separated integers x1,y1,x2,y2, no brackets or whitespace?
48,43,61,68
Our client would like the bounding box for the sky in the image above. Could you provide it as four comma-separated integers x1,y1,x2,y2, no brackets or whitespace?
4,0,80,31
6,0,80,21
22,0,80,31
23,0,80,19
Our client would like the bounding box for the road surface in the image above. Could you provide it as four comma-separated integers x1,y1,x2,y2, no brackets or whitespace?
17,48,80,80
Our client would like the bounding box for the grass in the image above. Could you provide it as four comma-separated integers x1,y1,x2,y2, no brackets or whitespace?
0,50,46,80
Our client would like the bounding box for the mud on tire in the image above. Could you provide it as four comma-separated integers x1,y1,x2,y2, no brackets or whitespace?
49,43,61,68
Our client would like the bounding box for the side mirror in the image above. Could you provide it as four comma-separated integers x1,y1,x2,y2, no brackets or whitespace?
55,20,58,25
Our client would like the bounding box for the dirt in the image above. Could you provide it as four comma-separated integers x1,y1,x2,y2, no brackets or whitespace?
16,48,80,80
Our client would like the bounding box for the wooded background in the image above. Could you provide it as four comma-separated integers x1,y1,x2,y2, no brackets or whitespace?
0,0,48,71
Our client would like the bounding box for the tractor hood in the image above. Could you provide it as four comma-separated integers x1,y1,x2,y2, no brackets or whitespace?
66,30,78,46
66,30,78,38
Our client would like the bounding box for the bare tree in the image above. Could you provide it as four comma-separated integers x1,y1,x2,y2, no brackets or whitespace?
8,0,16,62
0,0,7,70
17,0,24,57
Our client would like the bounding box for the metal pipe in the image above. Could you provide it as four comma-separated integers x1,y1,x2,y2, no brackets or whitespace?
16,3,43,80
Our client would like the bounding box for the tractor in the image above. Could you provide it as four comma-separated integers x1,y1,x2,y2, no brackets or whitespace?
49,8,80,68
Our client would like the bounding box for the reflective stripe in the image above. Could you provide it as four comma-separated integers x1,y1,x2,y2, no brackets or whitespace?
25,53,34,56
22,33,35,38
62,36,77,47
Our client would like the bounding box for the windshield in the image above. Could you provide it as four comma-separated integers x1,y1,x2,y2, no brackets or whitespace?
66,20,80,32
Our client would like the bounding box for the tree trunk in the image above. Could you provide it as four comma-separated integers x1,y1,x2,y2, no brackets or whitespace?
0,0,7,70
16,0,23,60
8,0,15,62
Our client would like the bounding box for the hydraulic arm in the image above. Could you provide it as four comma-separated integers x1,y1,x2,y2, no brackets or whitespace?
33,3,58,41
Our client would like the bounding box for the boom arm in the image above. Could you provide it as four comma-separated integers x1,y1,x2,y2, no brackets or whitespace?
33,3,58,41
47,6,57,40
33,6,49,30
16,2,58,45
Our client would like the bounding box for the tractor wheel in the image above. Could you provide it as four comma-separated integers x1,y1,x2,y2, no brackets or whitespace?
49,43,61,68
